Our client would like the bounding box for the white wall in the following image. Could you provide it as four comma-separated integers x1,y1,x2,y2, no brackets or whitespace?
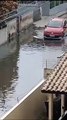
1,80,47,120
7,18,17,35
0,27,7,45
20,13,33,30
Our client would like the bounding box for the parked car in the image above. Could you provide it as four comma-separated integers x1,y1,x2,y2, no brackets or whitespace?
44,18,67,40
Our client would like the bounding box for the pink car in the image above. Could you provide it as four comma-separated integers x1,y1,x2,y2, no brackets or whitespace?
44,18,67,40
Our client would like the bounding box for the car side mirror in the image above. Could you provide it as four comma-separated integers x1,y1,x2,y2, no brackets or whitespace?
44,25,47,28
63,26,67,28
63,24,67,28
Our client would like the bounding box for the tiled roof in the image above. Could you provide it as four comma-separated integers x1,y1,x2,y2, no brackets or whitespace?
41,52,67,94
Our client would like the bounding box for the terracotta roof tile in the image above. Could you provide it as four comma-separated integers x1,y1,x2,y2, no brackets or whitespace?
41,52,67,94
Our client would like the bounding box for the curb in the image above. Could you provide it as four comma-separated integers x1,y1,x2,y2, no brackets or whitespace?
54,11,67,17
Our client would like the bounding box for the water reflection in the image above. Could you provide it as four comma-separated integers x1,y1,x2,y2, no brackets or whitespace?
0,25,35,117
44,39,64,47
0,40,19,116
0,26,67,117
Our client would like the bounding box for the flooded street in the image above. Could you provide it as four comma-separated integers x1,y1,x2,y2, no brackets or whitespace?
0,25,67,117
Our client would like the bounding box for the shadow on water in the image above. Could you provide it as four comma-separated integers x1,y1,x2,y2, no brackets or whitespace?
32,37,65,49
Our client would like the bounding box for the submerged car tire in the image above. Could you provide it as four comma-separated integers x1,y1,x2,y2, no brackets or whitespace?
44,36,48,40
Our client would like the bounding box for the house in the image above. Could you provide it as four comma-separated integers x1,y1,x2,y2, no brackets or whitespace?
41,52,67,120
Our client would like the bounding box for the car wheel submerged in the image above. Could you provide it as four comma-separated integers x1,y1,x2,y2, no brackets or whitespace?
60,33,65,40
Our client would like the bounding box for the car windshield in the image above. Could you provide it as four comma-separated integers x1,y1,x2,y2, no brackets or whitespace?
48,20,63,28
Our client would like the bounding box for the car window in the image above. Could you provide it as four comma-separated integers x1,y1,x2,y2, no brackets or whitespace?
47,20,63,28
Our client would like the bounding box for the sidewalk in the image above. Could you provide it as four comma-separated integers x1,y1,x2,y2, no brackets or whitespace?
33,11,67,28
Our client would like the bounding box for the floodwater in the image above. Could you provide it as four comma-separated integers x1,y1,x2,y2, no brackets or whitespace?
0,25,67,117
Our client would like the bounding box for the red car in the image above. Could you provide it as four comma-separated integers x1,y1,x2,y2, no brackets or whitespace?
44,18,67,40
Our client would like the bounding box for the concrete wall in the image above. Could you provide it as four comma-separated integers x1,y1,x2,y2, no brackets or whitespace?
0,27,7,45
33,8,41,22
33,1,50,21
19,13,33,31
1,80,47,120
0,18,17,46
7,18,17,39
0,11,33,45
40,1,50,16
